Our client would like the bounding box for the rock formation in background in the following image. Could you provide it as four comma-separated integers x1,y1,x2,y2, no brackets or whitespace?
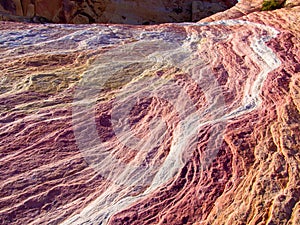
0,0,237,24
0,1,299,225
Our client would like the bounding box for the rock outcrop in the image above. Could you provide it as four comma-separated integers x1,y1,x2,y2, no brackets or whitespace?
0,1,299,225
0,0,237,24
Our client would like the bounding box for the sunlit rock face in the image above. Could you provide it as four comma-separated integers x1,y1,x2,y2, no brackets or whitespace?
0,0,237,24
200,0,299,22
0,2,300,225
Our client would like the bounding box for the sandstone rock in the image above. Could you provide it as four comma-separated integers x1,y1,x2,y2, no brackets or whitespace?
35,0,63,22
0,0,238,24
0,1,299,225
0,11,31,22
13,0,23,16
0,0,16,14
25,3,35,17
200,0,300,22
192,0,228,21
285,0,300,7
72,13,90,24
21,0,31,16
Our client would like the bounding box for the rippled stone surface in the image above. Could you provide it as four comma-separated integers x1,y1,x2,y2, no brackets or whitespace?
0,3,299,225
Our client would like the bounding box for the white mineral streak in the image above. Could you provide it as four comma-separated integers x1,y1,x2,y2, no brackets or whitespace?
63,20,281,224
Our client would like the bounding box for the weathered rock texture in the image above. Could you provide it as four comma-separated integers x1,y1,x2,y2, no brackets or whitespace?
0,0,237,24
200,0,298,22
0,1,299,225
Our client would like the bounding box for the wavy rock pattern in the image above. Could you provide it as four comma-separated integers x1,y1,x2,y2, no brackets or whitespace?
0,3,299,225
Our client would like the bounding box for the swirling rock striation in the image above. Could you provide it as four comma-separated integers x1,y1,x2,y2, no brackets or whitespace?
0,2,299,225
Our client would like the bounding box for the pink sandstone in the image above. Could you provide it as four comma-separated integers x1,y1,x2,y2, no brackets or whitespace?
0,1,299,225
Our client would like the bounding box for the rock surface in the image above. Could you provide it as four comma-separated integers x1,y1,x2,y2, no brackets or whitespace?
0,1,300,225
0,0,237,24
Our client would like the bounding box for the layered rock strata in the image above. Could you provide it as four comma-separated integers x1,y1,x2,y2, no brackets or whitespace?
0,2,299,225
